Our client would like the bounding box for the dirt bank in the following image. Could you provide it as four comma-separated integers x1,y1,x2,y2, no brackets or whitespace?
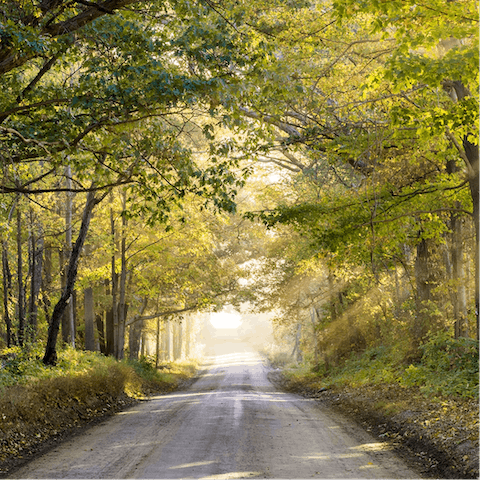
268,369,479,479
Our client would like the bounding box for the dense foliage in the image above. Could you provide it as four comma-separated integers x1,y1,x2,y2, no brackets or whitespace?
0,0,478,394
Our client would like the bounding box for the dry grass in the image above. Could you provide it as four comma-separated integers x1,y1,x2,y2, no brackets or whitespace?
0,348,198,469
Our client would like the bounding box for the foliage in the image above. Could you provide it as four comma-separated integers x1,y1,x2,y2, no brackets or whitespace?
282,331,479,400
401,331,479,398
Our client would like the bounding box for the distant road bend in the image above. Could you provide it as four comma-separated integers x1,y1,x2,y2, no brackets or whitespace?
12,342,421,479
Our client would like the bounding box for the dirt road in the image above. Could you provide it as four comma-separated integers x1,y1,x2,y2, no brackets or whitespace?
11,343,421,479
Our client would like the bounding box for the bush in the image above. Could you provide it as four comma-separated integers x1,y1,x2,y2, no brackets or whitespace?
401,332,479,398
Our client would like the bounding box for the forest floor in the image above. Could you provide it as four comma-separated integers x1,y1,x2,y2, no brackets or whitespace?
267,368,479,479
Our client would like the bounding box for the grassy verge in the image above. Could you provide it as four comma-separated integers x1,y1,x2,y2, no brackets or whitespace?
269,332,479,399
0,345,198,471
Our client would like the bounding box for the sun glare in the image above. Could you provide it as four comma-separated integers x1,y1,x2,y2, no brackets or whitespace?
210,312,242,329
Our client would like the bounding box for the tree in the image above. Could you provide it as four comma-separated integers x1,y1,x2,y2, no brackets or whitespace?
1,0,267,360
232,0,478,345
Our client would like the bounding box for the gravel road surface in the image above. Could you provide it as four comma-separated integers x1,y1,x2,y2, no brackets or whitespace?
11,342,421,479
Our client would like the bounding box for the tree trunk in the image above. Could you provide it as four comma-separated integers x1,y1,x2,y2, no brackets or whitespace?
310,307,319,366
43,192,100,365
2,242,14,347
451,215,469,338
413,237,435,348
128,298,147,360
166,319,172,362
84,287,95,351
105,308,115,356
160,320,167,363
464,142,479,340
41,243,52,324
64,166,75,347
155,317,161,368
110,206,118,358
16,205,25,347
60,248,69,343
103,278,114,356
129,318,143,360
291,323,302,363
116,192,127,360
95,313,106,354
444,80,479,340
27,219,44,342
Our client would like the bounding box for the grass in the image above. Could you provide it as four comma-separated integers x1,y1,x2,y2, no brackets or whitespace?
266,332,479,400
0,344,199,465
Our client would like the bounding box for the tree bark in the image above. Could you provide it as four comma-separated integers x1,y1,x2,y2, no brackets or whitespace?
413,237,435,348
27,218,44,342
166,319,172,362
84,287,95,351
116,192,127,360
16,205,25,347
291,323,302,363
129,318,143,360
155,316,161,368
443,80,479,340
110,205,118,358
451,215,469,338
2,242,14,347
310,307,319,366
64,166,75,347
95,313,106,354
43,192,100,365
128,297,147,360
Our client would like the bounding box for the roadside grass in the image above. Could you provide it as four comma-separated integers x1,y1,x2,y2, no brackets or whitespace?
0,344,198,466
267,332,479,400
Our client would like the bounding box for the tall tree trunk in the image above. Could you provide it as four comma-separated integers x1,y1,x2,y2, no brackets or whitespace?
16,205,25,347
43,192,100,365
443,80,479,340
2,242,14,347
465,144,479,340
2,201,16,347
310,307,319,366
95,313,106,354
104,279,114,356
27,218,44,342
41,243,52,324
60,248,68,343
84,287,95,351
64,166,75,347
128,298,147,360
413,237,436,348
166,319,172,362
110,205,118,358
129,318,143,360
160,320,167,363
291,323,302,363
155,317,161,368
451,215,469,338
116,191,127,360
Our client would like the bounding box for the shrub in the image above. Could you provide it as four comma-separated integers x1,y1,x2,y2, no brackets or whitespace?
401,331,479,398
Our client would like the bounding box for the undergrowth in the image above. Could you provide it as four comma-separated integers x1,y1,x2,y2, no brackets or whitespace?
275,332,479,399
0,344,198,465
